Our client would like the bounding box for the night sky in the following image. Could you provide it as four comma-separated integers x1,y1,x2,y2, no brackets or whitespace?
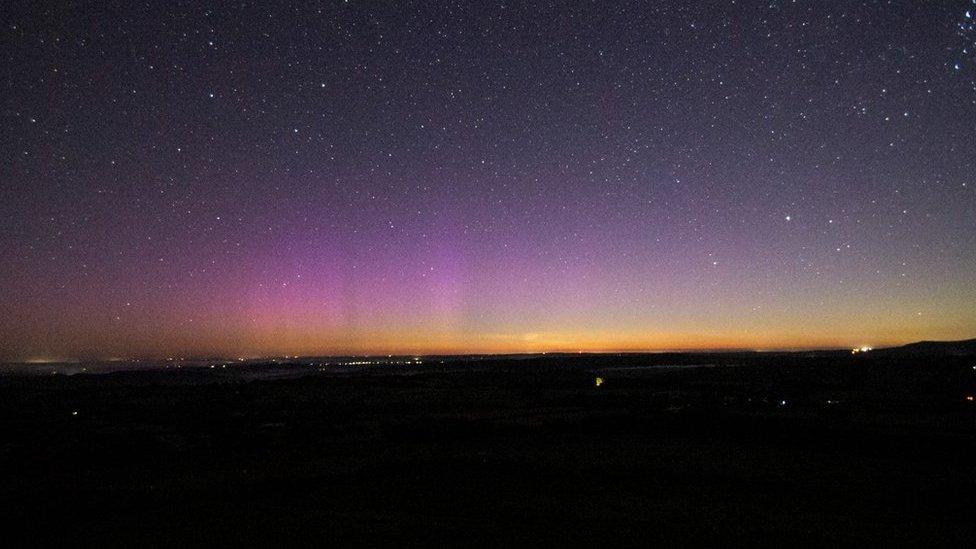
2,1,975,360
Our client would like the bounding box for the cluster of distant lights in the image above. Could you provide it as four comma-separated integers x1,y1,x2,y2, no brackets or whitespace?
334,358,425,366
160,356,426,368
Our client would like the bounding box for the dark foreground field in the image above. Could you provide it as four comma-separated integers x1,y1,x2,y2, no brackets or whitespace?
2,347,976,546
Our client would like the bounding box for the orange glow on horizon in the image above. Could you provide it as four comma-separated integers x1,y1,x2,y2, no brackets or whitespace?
5,323,973,362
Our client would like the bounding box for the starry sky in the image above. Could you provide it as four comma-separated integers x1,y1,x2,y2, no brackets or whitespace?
1,1,975,360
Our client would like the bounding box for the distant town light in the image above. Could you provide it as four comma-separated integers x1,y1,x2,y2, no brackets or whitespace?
851,346,873,354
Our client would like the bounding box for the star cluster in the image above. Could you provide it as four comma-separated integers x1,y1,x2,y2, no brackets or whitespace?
1,1,974,359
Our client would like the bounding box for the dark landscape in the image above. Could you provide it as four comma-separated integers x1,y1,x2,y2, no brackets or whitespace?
3,341,975,546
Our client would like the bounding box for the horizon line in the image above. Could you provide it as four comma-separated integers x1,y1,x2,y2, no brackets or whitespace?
0,346,913,364
8,337,973,364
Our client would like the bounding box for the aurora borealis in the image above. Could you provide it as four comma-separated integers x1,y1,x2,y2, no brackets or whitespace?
1,1,975,360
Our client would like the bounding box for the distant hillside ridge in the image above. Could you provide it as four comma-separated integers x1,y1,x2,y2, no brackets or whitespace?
874,339,976,357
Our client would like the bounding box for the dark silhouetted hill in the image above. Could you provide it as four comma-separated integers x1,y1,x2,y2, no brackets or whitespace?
875,338,976,357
